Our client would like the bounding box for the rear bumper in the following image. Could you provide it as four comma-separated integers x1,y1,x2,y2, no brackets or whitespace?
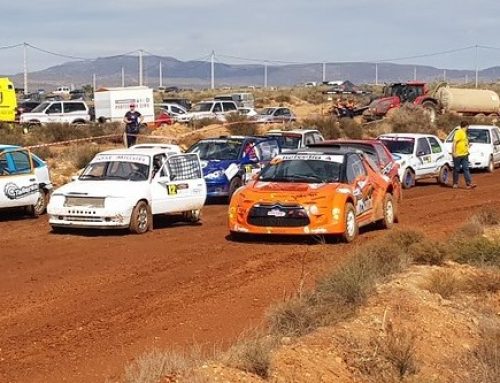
206,182,230,197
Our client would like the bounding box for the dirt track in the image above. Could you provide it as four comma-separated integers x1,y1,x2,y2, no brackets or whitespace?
1,172,499,383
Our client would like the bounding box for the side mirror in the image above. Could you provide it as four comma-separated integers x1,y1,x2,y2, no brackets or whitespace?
494,140,500,146
416,151,426,157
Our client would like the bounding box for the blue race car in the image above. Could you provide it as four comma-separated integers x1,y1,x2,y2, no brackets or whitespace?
187,136,280,200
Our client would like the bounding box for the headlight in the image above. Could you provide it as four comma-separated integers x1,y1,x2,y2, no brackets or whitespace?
205,170,225,180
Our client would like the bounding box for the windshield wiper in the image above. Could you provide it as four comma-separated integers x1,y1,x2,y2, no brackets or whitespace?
290,175,325,183
79,174,102,180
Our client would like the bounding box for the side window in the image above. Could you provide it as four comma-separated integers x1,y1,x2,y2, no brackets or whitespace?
63,102,86,113
427,137,442,154
255,140,280,161
282,109,291,116
492,128,500,144
212,103,222,113
153,154,167,178
416,138,431,156
0,153,10,175
446,128,458,143
10,150,32,174
46,102,62,114
375,144,391,166
313,133,324,143
304,133,315,146
167,154,202,181
346,155,366,184
274,108,283,116
222,102,237,112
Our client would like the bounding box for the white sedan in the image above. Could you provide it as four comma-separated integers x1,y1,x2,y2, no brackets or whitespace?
378,133,453,189
444,125,500,172
47,147,207,233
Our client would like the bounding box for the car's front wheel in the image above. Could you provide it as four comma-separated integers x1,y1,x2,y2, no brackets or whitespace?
341,203,358,243
129,201,152,234
183,209,201,223
402,168,415,189
487,156,495,173
377,193,395,230
438,164,451,185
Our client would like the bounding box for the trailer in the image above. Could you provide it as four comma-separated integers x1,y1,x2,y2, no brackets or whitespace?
94,86,154,124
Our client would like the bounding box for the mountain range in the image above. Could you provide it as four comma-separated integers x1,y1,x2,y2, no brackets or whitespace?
5,55,500,90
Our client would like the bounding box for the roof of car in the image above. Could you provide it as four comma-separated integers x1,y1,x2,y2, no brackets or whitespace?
378,133,437,139
97,148,174,157
464,125,498,130
266,129,319,136
285,148,363,156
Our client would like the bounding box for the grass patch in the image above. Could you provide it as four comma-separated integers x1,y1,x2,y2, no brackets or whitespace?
339,118,363,139
451,237,500,266
190,118,221,129
300,116,341,139
424,269,461,299
380,326,418,378
471,320,500,383
386,104,436,134
225,114,260,136
409,240,449,265
61,144,101,170
224,336,277,378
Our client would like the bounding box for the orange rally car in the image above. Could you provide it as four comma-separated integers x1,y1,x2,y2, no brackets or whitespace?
228,148,397,242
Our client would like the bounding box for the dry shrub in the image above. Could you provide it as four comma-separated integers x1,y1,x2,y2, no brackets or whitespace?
379,325,418,378
471,320,500,383
0,124,25,145
455,221,485,238
386,104,435,134
470,208,500,226
30,146,52,160
424,269,461,299
225,114,259,136
266,297,319,337
177,132,204,151
463,269,500,294
61,144,101,170
340,118,363,139
274,93,291,104
190,118,220,129
300,116,341,139
123,348,207,383
435,113,470,134
385,229,425,252
225,336,277,378
409,240,449,265
452,237,500,266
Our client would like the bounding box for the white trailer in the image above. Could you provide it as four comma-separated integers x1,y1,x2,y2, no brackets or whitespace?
94,86,155,124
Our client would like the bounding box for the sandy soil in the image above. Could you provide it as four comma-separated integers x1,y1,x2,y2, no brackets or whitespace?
0,172,499,383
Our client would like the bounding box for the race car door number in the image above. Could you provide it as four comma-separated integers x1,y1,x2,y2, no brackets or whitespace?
167,184,177,195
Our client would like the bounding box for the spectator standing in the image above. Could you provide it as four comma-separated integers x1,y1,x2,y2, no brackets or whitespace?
123,103,143,147
452,121,476,189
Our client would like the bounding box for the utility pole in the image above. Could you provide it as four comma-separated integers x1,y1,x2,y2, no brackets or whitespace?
465,74,469,84
23,42,28,95
375,63,378,86
121,67,125,87
474,44,479,88
210,50,215,89
264,62,268,88
413,66,417,81
92,73,96,91
443,69,446,82
159,61,163,88
139,49,143,86
322,62,326,83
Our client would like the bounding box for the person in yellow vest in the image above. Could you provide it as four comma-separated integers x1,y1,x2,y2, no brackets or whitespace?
452,121,476,189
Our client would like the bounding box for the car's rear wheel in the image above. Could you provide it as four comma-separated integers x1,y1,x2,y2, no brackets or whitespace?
26,188,48,217
129,201,152,234
341,203,358,243
402,168,415,189
183,209,201,223
377,193,395,230
438,164,451,185
487,156,494,173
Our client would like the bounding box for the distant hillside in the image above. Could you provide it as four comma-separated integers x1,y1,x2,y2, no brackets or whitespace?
5,55,500,90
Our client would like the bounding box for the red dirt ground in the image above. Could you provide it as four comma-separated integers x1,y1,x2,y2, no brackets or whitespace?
0,172,499,383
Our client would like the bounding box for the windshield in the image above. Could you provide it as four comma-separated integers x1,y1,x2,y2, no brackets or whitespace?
260,108,275,116
191,102,212,112
31,102,50,113
467,129,490,144
79,161,149,181
259,157,342,183
188,140,243,161
380,138,415,155
277,135,301,150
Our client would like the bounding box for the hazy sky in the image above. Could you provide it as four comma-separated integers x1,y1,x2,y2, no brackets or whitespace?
1,0,499,74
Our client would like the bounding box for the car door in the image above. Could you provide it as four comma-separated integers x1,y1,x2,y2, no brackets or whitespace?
491,128,500,164
0,149,40,209
427,136,447,171
414,137,433,176
45,102,63,123
151,153,206,214
346,154,375,221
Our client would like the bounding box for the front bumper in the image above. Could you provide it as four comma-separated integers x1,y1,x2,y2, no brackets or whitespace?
48,206,133,229
206,181,230,197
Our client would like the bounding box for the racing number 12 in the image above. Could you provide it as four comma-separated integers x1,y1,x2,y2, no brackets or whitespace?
167,184,177,195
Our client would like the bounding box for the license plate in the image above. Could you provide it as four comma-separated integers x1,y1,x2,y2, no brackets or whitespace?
267,209,286,217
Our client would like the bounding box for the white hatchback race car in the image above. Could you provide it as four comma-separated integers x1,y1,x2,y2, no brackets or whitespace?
444,125,500,173
0,145,52,217
47,147,207,233
378,133,452,189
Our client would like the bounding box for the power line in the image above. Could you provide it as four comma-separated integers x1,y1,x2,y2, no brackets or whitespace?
373,45,477,63
0,43,23,51
26,43,92,61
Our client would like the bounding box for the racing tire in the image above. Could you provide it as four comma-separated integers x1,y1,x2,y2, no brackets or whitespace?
377,193,395,230
228,177,242,202
129,201,152,234
183,209,201,223
487,156,494,173
26,189,48,217
341,203,358,243
402,168,415,189
438,164,451,185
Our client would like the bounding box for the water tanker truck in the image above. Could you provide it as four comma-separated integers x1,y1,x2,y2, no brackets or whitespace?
363,82,500,122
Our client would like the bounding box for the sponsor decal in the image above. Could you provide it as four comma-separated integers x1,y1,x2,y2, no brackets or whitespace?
267,208,286,217
92,154,150,165
4,182,38,200
279,154,344,163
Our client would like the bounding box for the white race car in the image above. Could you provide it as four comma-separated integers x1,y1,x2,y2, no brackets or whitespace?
444,125,500,172
378,133,453,189
47,146,206,233
0,145,52,217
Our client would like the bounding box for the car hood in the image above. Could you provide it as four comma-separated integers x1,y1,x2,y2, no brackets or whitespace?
239,181,343,202
54,180,147,198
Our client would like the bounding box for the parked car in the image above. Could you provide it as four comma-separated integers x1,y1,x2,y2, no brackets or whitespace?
69,90,86,100
154,111,174,128
443,125,500,173
253,107,296,123
310,139,402,204
130,143,182,154
237,107,258,118
0,145,52,217
47,147,206,234
185,100,238,122
187,136,280,200
53,86,71,95
228,148,397,242
378,133,452,189
215,93,254,108
266,129,324,152
19,101,91,125
162,98,192,111
155,103,190,122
